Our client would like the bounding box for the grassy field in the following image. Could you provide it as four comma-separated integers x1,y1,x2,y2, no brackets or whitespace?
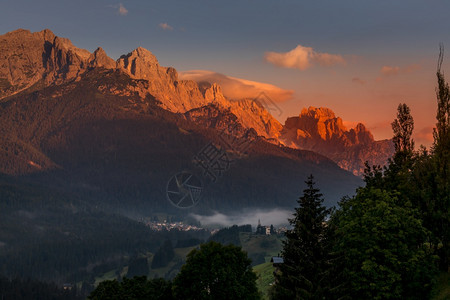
239,232,284,265
240,232,283,299
253,262,275,300
94,269,118,286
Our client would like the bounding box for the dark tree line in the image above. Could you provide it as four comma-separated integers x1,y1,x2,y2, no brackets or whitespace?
89,276,174,300
208,224,252,246
89,242,260,300
0,276,81,300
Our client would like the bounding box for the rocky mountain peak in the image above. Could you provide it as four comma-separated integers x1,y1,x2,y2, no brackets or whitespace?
0,29,100,97
52,36,91,60
285,106,347,141
203,83,227,103
88,47,116,69
347,123,374,145
40,28,56,40
300,106,336,121
117,47,160,80
280,107,393,175
354,123,371,135
133,47,158,61
0,29,56,97
3,28,53,41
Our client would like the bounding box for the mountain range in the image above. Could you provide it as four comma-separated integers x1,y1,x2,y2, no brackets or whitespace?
0,28,395,216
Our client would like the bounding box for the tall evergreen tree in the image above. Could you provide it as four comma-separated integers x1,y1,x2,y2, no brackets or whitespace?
392,103,415,154
272,175,331,299
431,45,450,270
411,46,450,271
383,103,416,195
434,45,450,152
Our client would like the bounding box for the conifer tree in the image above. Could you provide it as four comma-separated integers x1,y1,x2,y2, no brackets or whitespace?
383,103,415,194
392,103,415,154
431,45,450,270
412,45,450,271
272,175,331,299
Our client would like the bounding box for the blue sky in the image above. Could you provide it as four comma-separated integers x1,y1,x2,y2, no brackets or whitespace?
2,0,450,146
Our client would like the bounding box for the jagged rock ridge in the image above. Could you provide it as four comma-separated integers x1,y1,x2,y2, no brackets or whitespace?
0,29,280,140
280,107,394,175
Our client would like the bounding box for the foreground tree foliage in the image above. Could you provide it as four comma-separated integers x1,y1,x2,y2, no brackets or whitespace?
364,48,450,271
88,276,174,300
332,188,437,299
273,62,449,297
172,241,260,300
327,49,450,298
271,175,332,299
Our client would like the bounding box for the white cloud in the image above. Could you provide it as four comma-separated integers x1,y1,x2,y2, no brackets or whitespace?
159,23,173,31
190,208,292,227
265,45,345,70
179,70,293,102
118,3,128,16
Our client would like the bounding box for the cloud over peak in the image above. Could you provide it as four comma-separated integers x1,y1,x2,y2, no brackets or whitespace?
265,45,345,70
179,70,293,102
